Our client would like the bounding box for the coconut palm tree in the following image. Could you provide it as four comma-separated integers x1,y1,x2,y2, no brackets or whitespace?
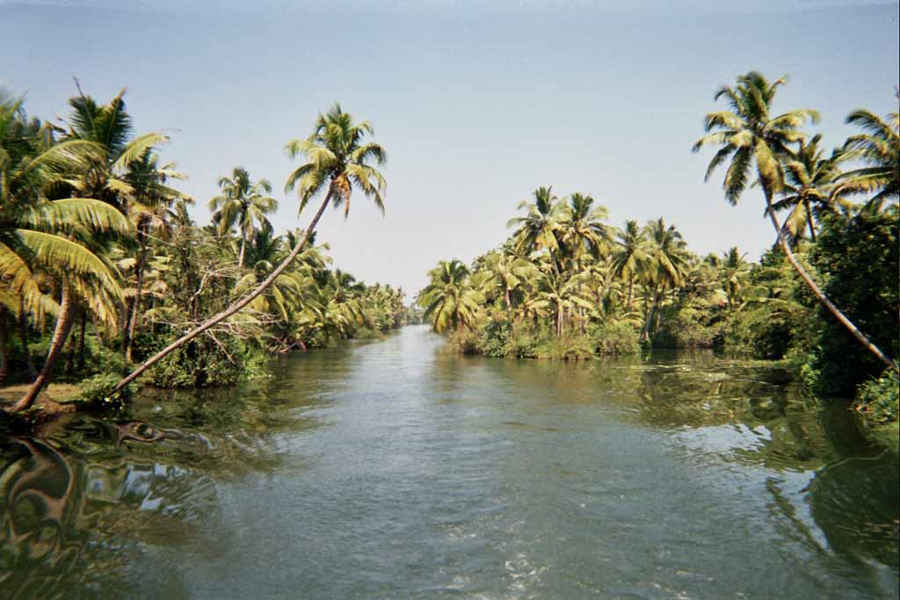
770,135,847,242
641,218,688,340
556,193,610,264
481,250,539,315
611,220,649,311
209,167,278,268
1,92,135,411
113,104,387,393
507,186,563,262
121,149,186,361
718,247,751,311
693,71,894,368
60,88,168,210
833,98,899,209
419,259,482,333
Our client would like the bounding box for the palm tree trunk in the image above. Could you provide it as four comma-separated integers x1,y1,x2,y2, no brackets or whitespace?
0,308,9,385
125,240,147,362
626,276,634,312
764,190,894,369
239,234,246,269
18,296,36,379
804,198,816,242
556,303,563,337
113,192,334,394
77,311,87,372
14,282,76,412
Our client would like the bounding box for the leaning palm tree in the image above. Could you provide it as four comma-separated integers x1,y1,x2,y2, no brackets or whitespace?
209,167,278,268
113,103,387,393
2,197,131,411
1,93,133,411
833,97,899,210
693,71,894,368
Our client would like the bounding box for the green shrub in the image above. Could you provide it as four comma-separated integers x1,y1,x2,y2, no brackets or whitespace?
854,368,899,427
148,334,270,388
803,207,899,397
76,373,131,407
592,321,640,355
479,320,511,358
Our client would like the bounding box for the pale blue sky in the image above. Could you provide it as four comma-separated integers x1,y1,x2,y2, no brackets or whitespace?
2,0,898,296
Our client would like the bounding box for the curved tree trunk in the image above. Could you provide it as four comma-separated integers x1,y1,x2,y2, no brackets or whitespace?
18,296,37,379
764,190,894,369
14,282,76,412
0,308,9,385
804,198,817,242
113,192,333,394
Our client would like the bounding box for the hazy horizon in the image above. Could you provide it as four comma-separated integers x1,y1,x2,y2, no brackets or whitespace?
2,0,898,298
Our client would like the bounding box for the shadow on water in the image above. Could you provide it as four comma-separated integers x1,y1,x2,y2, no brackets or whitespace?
1,333,897,598
433,346,899,583
0,361,330,600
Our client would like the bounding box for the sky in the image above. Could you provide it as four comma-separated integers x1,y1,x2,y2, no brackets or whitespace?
1,0,898,299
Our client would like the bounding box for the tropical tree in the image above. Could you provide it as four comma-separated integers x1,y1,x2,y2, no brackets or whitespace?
419,259,482,333
113,104,387,393
611,220,649,311
556,193,610,263
641,218,688,339
833,97,900,209
121,149,186,361
507,186,563,261
770,135,847,242
209,166,278,268
1,92,138,410
481,250,538,315
693,71,894,368
3,197,131,410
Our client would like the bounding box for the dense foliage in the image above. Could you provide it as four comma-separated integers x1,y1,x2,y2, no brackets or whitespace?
0,89,405,411
418,74,898,438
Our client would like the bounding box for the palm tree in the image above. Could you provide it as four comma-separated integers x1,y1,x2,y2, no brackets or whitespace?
718,247,751,311
556,193,609,264
209,167,278,268
2,197,131,411
121,149,186,361
481,250,538,315
611,220,649,311
61,87,168,210
833,97,899,209
770,135,847,242
113,104,387,393
641,218,688,340
693,71,894,368
507,186,563,262
1,92,135,411
534,268,595,337
419,260,482,333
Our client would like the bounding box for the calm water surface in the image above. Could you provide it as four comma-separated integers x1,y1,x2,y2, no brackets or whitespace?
2,325,898,599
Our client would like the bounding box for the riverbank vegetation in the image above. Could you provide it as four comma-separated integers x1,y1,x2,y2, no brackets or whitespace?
418,72,898,442
1,88,403,416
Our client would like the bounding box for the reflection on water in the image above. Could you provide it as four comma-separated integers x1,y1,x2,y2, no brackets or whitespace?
0,329,897,599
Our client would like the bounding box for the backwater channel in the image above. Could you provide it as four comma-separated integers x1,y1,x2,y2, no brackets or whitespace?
1,325,898,599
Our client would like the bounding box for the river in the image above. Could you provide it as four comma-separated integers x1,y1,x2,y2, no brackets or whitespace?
1,325,897,599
